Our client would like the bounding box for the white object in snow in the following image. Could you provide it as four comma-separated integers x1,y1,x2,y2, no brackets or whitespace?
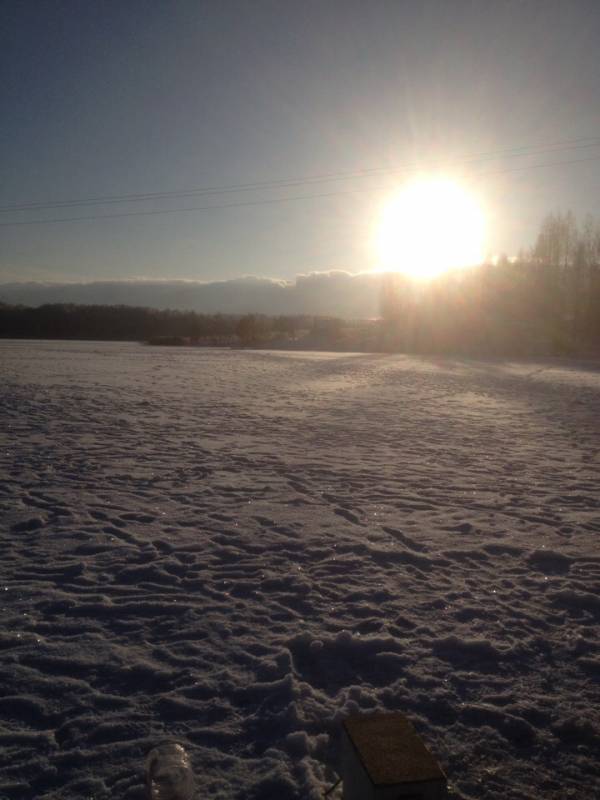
341,713,447,800
145,742,195,800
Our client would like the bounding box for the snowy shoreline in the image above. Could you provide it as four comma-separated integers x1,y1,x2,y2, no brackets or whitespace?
1,341,599,799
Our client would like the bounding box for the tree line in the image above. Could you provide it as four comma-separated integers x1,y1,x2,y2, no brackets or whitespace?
0,303,325,346
1,211,599,355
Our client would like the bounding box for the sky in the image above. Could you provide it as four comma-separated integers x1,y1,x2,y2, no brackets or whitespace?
2,0,600,288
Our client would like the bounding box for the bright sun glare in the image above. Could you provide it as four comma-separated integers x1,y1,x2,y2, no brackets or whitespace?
375,176,486,280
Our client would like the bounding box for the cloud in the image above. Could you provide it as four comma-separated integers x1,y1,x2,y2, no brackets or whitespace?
0,271,383,318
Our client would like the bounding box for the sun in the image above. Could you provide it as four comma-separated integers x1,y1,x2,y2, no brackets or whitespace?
375,176,486,280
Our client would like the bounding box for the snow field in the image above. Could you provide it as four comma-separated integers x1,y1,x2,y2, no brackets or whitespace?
1,341,599,799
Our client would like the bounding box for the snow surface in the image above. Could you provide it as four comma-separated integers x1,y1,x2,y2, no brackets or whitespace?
1,340,599,800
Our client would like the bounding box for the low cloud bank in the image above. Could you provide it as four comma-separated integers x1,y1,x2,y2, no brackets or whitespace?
0,271,382,318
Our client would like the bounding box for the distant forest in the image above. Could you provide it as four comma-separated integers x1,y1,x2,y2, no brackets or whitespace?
1,212,599,356
0,302,339,348
0,303,314,346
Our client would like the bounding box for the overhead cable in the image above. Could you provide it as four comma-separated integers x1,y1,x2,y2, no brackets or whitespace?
1,152,599,228
1,135,600,215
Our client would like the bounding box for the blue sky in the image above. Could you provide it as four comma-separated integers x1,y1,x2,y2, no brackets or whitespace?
2,0,600,284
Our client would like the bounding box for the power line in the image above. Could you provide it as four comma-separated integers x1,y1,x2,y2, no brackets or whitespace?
0,189,347,226
1,136,600,214
1,152,599,228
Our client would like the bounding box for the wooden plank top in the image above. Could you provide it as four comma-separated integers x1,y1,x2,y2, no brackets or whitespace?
343,712,446,786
